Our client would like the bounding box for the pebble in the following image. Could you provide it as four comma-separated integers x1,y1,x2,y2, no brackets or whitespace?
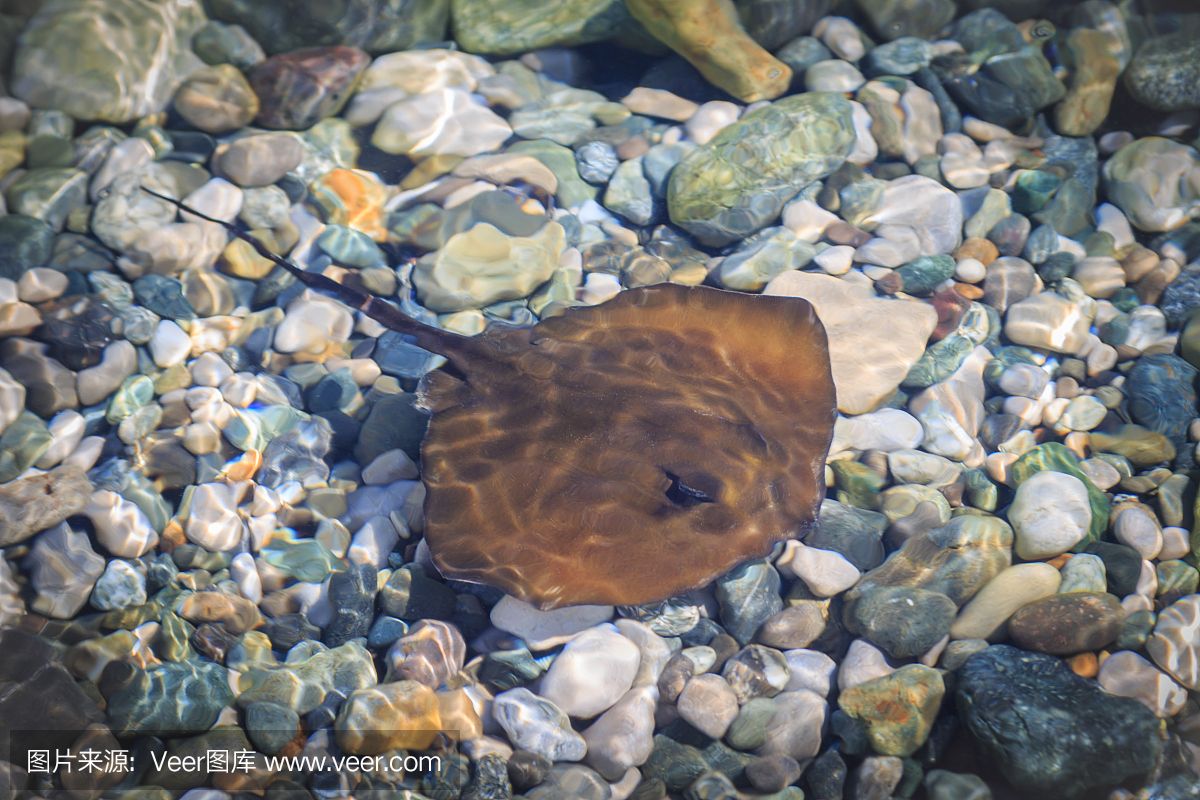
765,271,937,414
84,489,158,557
950,563,1062,640
1007,592,1123,655
757,689,827,763
335,680,442,754
1058,553,1107,594
1007,470,1092,559
925,770,991,800
373,88,511,159
957,645,1161,798
806,60,865,92
831,408,923,454
677,674,739,738
1004,291,1093,354
756,603,827,650
27,522,104,618
250,45,369,130
184,481,245,554
1098,650,1187,718
539,625,640,718
1112,505,1163,559
1145,594,1200,690
490,596,612,650
684,101,739,146
839,639,895,691
274,296,354,354
492,687,586,762
776,540,861,597
90,559,147,611
173,64,259,133
149,319,191,367
214,132,305,187
581,685,657,780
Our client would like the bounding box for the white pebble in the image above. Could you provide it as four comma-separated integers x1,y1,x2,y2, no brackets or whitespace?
17,268,68,303
149,319,191,368
191,351,234,387
230,552,263,604
539,625,640,718
814,16,865,61
782,199,838,243
1008,470,1091,559
954,257,986,283
219,373,258,408
34,410,86,470
84,489,159,557
185,482,246,551
362,449,420,484
1113,506,1163,560
776,540,861,597
581,272,621,306
274,296,353,354
490,595,613,650
784,649,837,696
838,639,894,691
1160,527,1191,561
814,245,854,275
685,100,739,146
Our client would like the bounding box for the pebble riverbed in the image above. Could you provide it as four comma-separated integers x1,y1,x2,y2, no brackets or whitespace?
0,0,1199,798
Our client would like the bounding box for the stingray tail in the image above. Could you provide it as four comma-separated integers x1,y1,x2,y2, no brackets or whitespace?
141,186,478,361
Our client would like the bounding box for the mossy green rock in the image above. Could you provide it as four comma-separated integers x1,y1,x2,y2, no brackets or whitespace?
668,92,855,247
0,412,52,483
208,0,448,55
451,0,634,55
4,168,88,232
0,214,54,281
1010,443,1108,545
262,535,341,583
11,0,206,124
715,226,814,291
105,660,235,736
236,641,377,714
903,334,973,388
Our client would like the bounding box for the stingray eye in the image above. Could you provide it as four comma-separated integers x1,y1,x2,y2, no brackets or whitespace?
663,469,717,507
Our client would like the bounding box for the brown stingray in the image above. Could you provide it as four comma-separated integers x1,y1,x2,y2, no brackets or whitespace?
147,189,837,609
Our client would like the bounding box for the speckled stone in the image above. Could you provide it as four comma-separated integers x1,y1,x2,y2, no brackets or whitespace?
668,92,855,247
957,645,1162,799
250,46,369,130
1006,592,1123,655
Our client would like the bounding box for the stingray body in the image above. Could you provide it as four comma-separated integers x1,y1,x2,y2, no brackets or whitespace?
146,189,838,609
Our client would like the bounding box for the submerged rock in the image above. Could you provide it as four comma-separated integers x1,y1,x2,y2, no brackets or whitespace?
11,0,206,123
0,464,92,546
957,645,1161,798
668,92,855,247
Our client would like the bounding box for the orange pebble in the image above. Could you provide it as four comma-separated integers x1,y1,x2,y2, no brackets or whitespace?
954,282,985,300
1046,553,1072,570
1068,651,1098,678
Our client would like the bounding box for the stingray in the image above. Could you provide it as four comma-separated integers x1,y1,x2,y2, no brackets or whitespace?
146,188,837,609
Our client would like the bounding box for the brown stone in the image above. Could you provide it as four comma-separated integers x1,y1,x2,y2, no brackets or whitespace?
954,238,999,266
176,591,263,633
1007,592,1123,655
250,46,369,130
